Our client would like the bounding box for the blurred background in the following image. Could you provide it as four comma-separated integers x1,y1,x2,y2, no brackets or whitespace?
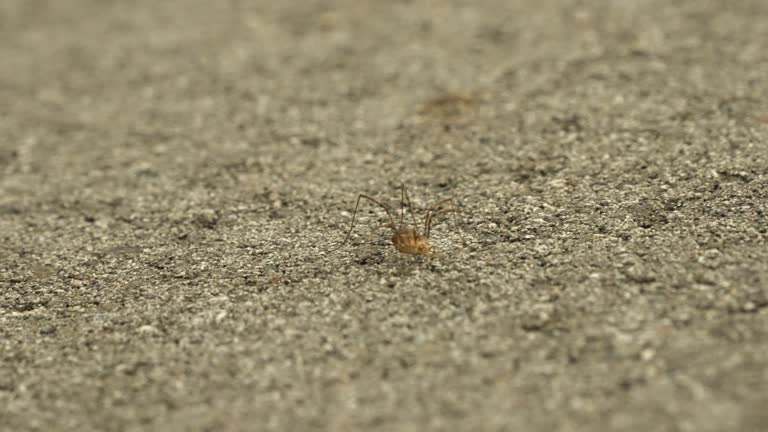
1,1,767,431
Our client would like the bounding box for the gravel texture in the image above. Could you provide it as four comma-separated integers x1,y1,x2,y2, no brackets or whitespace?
1,1,767,431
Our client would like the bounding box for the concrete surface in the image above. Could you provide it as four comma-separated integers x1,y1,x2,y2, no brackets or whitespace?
1,1,767,431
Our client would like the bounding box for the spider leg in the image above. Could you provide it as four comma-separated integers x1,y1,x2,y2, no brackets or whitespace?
424,198,456,237
402,185,422,239
399,184,405,227
333,194,396,251
427,208,452,237
427,199,467,246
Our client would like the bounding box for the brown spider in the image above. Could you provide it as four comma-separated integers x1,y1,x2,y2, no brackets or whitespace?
334,184,457,256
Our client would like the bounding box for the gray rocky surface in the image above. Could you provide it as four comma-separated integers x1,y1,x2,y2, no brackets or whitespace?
1,1,767,431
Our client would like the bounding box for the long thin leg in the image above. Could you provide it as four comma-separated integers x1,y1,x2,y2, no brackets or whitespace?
400,185,405,227
333,194,396,251
402,185,421,236
423,198,455,237
427,208,458,237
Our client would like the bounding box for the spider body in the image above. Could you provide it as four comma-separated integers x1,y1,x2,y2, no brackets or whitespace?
392,228,431,256
334,185,457,256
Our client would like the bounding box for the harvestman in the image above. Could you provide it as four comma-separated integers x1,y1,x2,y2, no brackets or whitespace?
333,185,459,256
